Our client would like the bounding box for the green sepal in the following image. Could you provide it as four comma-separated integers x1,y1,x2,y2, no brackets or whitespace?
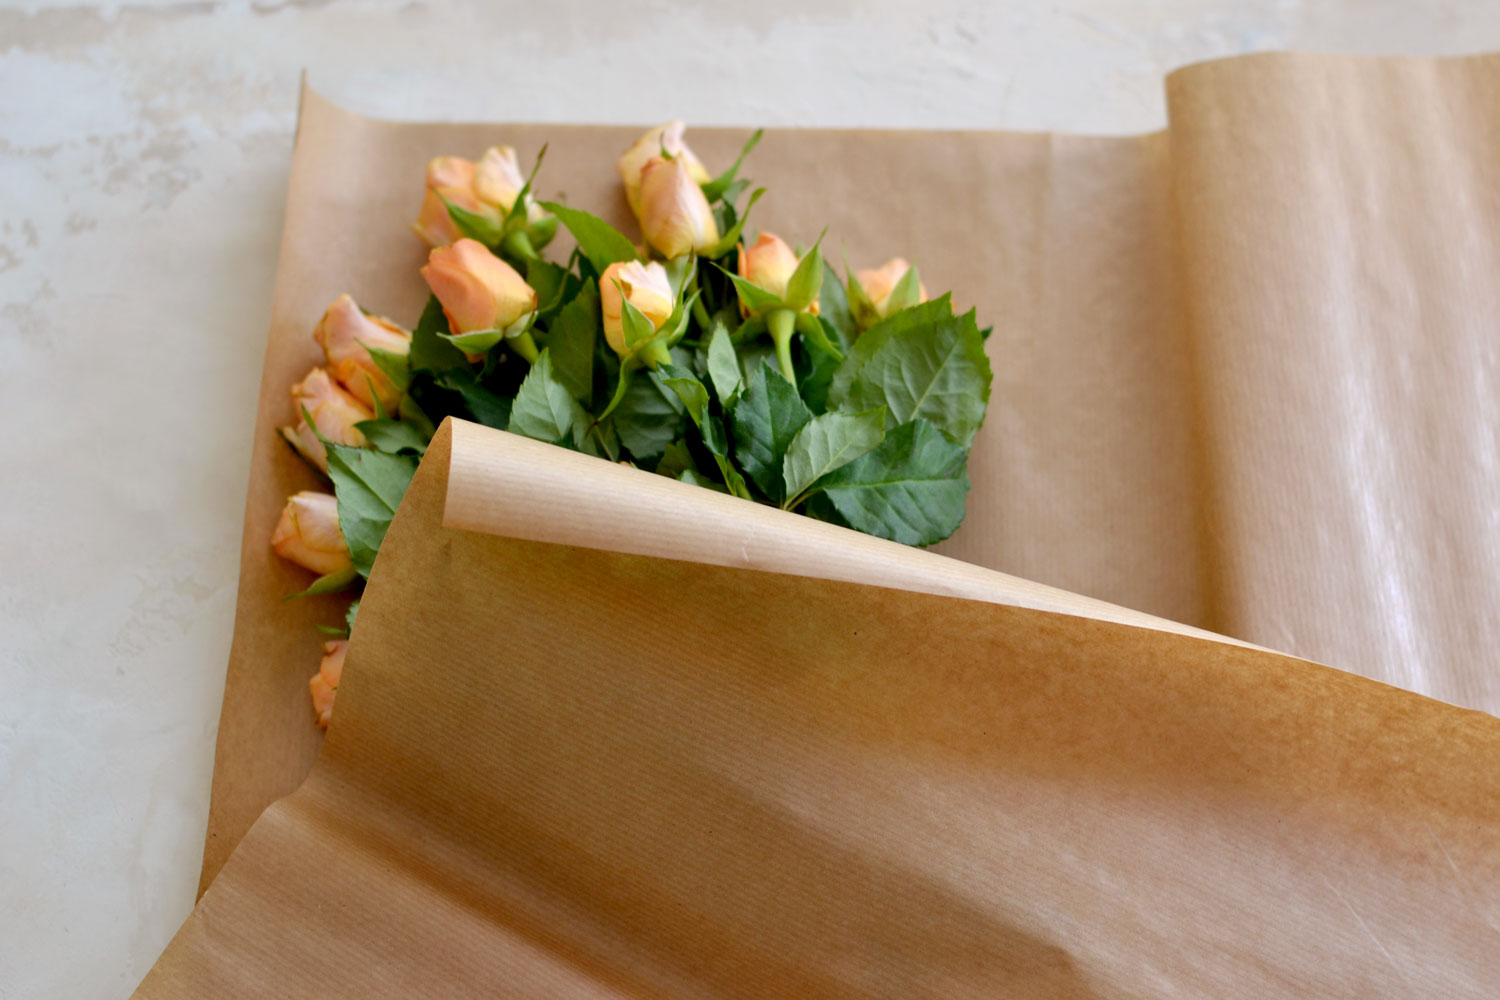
781,232,825,313
885,262,924,315
720,266,783,316
795,311,844,361
364,347,411,394
618,291,657,350
700,187,765,259
700,129,763,202
443,198,505,247
283,565,359,600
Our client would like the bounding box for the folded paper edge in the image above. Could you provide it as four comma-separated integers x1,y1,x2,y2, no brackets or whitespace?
435,418,1275,654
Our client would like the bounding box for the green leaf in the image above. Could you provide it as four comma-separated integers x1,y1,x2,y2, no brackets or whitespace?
816,261,856,349
543,283,598,404
703,320,742,405
730,362,813,502
538,201,637,274
444,198,504,246
722,266,783,315
575,419,619,461
795,310,844,360
612,369,685,461
701,187,765,258
658,363,726,455
398,389,437,439
326,443,419,577
346,599,360,632
700,128,763,202
844,307,991,447
408,294,469,374
827,294,954,406
713,452,753,499
680,468,727,491
364,347,411,394
656,440,696,479
355,417,429,456
508,349,586,444
781,407,886,506
433,368,512,430
782,234,824,313
526,258,572,316
819,419,970,546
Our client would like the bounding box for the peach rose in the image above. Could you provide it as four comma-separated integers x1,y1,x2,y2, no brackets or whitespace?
855,257,928,323
279,367,373,473
308,639,346,729
271,491,351,577
637,156,719,259
737,232,818,315
420,238,537,335
617,121,711,217
599,260,674,358
313,294,411,411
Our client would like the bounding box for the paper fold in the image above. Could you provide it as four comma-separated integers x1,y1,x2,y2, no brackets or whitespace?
137,418,1500,999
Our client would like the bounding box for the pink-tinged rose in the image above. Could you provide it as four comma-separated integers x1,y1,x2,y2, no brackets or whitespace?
421,238,537,335
279,367,373,473
855,257,928,322
271,491,351,577
313,294,412,411
470,145,530,212
599,260,674,357
617,121,711,216
637,156,719,259
308,639,346,729
425,156,475,191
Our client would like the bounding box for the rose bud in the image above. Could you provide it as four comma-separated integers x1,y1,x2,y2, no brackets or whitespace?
637,156,719,259
279,367,374,473
599,260,675,359
309,638,346,729
412,182,501,249
426,155,475,190
313,294,412,411
618,121,711,217
421,237,537,335
737,232,818,315
271,491,351,577
855,257,928,325
472,145,545,221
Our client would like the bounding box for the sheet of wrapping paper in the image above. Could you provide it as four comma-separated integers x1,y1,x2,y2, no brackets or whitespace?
141,419,1500,998
180,49,1500,984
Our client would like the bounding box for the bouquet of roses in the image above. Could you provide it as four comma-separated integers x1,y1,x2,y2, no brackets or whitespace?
267,123,994,726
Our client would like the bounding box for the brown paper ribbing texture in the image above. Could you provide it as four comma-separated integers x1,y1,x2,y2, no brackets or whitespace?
142,419,1500,999
205,51,1500,888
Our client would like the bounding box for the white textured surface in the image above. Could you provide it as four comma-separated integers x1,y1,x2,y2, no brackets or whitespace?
4,2,1500,997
